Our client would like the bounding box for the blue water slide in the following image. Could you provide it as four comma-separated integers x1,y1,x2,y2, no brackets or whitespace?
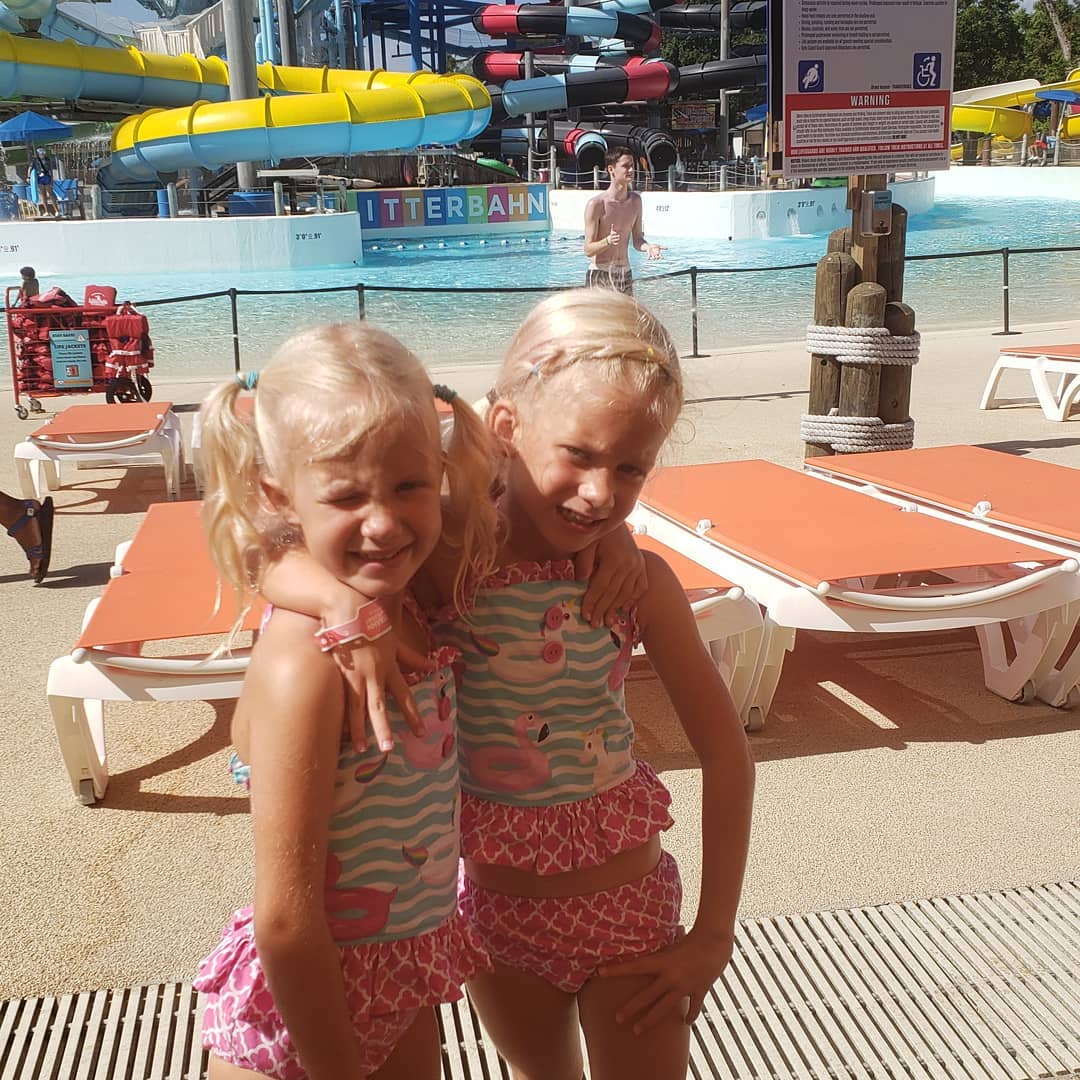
0,4,121,47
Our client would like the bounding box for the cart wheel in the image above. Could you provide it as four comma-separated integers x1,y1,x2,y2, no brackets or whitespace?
28,397,45,414
136,375,153,402
105,377,140,404
14,403,28,420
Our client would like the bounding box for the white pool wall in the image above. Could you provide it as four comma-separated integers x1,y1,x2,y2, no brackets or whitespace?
549,176,936,241
0,212,362,280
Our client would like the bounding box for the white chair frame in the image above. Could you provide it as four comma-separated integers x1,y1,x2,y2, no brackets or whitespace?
979,350,1080,422
15,409,184,501
629,498,1080,727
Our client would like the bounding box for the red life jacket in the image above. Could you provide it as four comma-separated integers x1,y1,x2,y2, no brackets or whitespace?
104,302,154,376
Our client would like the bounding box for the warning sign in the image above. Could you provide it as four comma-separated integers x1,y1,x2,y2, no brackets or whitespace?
781,0,956,179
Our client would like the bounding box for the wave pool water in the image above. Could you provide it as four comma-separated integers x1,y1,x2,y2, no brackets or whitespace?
32,191,1080,382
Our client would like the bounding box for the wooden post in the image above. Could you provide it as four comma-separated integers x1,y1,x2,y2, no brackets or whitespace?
879,301,916,425
875,203,907,303
826,226,851,254
804,242,859,459
805,176,917,458
838,282,887,420
876,204,914,426
848,173,887,284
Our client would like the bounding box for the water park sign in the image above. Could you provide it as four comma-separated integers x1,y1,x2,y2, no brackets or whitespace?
356,183,549,238
781,0,956,179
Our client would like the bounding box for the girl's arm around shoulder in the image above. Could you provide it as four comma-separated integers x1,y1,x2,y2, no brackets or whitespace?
239,613,368,1079
260,552,428,751
609,551,755,1030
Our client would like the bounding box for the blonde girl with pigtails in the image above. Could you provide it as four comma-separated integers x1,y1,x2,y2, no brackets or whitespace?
193,322,497,1080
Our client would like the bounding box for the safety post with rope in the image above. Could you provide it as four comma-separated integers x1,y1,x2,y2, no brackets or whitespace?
802,174,920,459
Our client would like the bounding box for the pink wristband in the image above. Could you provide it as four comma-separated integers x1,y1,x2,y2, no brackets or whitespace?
314,600,392,652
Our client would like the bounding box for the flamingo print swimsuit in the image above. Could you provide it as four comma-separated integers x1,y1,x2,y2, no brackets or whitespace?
434,561,681,992
196,632,490,1078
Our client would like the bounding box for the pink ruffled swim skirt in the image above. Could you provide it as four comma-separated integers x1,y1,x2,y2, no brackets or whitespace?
195,906,490,1078
459,850,682,993
460,760,674,875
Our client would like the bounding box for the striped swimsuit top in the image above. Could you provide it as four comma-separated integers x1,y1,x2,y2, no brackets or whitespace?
433,561,640,807
324,644,463,944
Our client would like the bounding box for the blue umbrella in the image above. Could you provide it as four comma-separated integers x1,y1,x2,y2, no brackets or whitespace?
0,110,74,145
1034,88,1080,105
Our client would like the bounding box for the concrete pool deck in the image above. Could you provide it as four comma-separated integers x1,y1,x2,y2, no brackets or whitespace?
0,314,1078,1003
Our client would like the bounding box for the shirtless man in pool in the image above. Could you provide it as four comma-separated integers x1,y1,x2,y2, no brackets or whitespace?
583,148,664,295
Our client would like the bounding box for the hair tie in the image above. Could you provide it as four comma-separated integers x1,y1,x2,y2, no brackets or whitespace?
236,371,258,391
433,383,457,404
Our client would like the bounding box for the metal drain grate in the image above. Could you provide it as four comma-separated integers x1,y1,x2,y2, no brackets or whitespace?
3,882,1078,1079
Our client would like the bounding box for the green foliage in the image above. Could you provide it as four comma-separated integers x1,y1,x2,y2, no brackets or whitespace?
1023,1,1080,82
953,0,1080,89
659,29,718,67
954,0,1026,89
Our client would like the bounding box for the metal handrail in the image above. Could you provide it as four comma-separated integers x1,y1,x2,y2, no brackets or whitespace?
119,243,1079,371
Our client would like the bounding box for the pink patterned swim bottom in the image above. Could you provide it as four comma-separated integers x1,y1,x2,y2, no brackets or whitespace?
459,851,682,993
195,906,489,1079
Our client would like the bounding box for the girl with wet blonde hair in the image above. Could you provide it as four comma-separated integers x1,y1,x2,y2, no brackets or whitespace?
439,288,751,1080
492,285,682,431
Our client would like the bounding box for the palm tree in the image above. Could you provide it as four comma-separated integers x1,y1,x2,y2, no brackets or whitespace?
1037,0,1073,66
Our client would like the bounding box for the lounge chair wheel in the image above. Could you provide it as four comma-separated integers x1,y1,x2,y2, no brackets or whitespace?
77,778,97,806
745,705,765,732
106,377,141,404
1018,680,1037,705
14,403,28,420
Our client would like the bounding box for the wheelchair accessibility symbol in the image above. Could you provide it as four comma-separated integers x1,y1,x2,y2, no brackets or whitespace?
913,53,942,89
798,59,824,92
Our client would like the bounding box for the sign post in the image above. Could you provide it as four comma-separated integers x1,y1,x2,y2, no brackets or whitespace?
776,0,956,458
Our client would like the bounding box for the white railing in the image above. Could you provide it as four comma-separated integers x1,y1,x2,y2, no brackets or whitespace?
134,1,225,59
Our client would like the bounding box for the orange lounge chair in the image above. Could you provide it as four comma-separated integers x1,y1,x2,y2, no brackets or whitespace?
15,401,183,501
633,533,766,728
49,504,765,804
631,460,1080,727
979,343,1080,422
47,502,263,804
804,445,1080,707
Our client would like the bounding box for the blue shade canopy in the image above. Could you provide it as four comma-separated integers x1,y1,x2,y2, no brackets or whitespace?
744,103,768,123
1034,89,1080,105
0,110,75,145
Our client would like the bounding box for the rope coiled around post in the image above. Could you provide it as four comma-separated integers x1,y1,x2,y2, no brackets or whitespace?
804,324,920,366
800,411,915,453
802,323,920,452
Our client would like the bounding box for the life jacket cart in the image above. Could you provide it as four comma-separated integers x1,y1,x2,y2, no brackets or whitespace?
5,284,155,419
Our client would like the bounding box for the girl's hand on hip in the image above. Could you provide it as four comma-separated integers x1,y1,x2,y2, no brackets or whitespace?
598,926,734,1033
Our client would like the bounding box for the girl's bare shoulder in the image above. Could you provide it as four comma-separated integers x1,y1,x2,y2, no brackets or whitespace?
247,608,339,696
